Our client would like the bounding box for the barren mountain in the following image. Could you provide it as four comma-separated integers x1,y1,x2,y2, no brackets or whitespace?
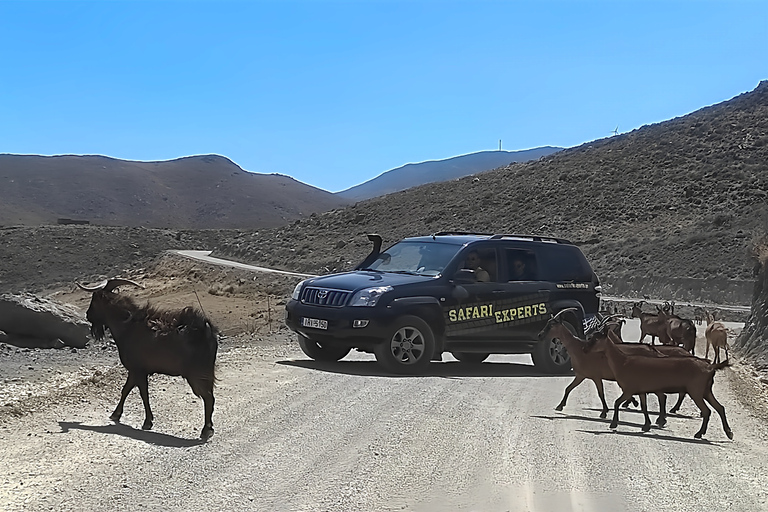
336,147,562,201
0,154,349,229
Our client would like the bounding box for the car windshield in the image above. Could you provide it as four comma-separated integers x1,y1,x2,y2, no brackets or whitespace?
365,240,461,276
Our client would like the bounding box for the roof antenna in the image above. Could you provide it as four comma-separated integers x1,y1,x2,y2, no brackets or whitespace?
499,139,502,151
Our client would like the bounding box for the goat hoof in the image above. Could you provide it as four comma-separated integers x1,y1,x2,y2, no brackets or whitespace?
694,432,703,439
201,427,214,440
555,405,564,411
656,418,667,427
109,413,121,422
609,422,618,429
142,421,153,431
726,430,734,440
599,411,608,419
642,424,651,432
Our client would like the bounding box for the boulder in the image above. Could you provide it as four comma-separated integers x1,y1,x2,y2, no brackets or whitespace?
0,293,90,349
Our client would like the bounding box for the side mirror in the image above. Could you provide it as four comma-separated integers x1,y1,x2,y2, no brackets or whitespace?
452,268,476,285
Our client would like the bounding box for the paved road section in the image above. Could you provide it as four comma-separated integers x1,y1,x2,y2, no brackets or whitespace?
173,250,316,278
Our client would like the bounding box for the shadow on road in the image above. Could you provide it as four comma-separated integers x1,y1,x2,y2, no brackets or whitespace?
278,358,555,378
532,413,726,445
57,421,205,448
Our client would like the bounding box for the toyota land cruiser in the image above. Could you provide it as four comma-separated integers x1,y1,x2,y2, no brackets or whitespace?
285,232,601,374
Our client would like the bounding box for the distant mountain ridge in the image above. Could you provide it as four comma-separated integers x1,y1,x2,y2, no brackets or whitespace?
0,154,350,229
336,147,562,201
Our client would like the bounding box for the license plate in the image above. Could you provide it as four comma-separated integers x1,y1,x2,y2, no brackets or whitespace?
301,317,328,330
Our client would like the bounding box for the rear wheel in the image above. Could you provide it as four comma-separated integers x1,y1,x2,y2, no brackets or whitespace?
531,320,574,374
297,335,351,362
374,316,434,374
451,352,490,364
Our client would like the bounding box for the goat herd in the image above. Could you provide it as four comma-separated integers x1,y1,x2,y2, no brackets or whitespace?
75,280,734,442
540,302,733,440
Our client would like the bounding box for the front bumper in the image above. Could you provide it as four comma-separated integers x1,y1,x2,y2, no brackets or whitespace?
285,299,398,345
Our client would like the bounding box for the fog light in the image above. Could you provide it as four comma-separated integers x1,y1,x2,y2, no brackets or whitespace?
353,319,369,328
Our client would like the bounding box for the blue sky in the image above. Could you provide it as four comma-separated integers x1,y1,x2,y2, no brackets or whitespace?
1,1,766,193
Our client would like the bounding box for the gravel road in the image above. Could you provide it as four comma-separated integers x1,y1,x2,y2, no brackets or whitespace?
3,320,768,512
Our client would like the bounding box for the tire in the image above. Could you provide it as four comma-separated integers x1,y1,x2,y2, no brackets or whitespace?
451,352,490,364
531,320,574,374
374,316,435,374
297,335,351,362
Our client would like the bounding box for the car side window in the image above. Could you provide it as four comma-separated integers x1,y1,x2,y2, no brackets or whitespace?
462,248,498,282
505,250,537,281
536,245,593,282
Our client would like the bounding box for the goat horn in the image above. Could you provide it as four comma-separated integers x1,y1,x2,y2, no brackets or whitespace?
76,280,109,292
104,278,144,293
553,307,579,320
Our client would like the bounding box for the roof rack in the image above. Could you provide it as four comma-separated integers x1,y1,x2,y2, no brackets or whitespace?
488,234,572,244
431,231,493,237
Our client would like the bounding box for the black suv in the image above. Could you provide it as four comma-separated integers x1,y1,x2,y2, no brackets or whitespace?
285,232,601,374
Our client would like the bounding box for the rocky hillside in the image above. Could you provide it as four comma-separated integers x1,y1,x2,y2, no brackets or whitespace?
0,154,349,229
735,239,768,368
214,81,768,305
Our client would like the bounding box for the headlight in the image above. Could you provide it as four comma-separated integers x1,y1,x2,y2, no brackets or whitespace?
349,286,393,307
291,279,308,300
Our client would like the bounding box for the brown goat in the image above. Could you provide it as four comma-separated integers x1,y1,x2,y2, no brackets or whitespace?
705,311,729,364
657,308,697,354
631,302,671,345
586,332,732,439
539,311,688,424
78,278,219,440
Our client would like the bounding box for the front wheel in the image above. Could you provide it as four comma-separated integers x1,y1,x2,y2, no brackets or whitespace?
374,316,435,374
298,335,351,362
451,352,490,364
531,320,574,374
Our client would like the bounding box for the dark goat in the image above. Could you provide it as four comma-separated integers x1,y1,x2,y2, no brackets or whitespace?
78,279,219,440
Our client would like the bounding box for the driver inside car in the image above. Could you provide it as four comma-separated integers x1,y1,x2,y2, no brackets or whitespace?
464,250,490,282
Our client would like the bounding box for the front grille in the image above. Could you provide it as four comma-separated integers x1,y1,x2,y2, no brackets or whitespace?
301,287,351,307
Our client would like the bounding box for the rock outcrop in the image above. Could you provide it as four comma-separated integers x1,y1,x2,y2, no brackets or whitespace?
0,294,89,349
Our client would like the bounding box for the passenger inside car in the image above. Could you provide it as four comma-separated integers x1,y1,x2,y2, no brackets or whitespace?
464,250,490,282
509,252,536,280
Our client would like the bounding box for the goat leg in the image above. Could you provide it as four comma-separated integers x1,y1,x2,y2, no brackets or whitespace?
136,374,154,431
621,396,639,409
691,394,712,439
556,375,585,412
669,392,686,414
111,373,138,422
610,394,630,429
639,394,652,432
655,393,667,427
591,378,610,418
188,377,215,440
704,390,733,440
201,390,215,440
